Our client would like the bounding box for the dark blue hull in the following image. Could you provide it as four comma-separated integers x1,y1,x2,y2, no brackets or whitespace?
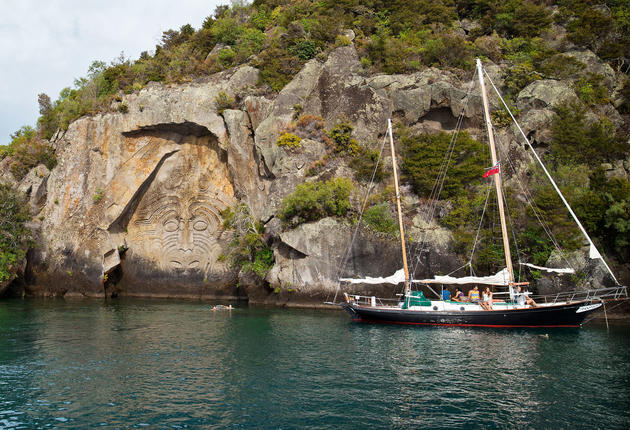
342,301,600,327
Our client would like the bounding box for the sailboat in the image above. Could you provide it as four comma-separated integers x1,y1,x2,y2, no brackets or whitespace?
338,59,627,328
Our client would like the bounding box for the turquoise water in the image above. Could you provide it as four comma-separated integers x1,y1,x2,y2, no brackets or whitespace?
0,298,629,429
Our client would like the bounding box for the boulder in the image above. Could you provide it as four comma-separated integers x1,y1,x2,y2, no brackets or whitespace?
564,50,616,90
269,218,402,296
517,80,576,111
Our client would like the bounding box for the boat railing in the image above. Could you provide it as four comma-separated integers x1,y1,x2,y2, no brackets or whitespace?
347,294,400,307
532,286,628,304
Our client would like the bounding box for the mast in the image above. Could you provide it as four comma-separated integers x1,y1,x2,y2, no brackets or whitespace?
476,59,515,291
388,119,410,294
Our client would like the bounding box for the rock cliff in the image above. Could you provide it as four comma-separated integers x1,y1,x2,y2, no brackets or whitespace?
3,44,628,303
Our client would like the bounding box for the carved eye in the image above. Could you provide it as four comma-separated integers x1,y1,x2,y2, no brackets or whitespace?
164,219,179,232
193,220,208,231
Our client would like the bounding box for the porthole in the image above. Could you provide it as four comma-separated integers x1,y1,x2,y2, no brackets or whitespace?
433,306,438,310
460,307,465,311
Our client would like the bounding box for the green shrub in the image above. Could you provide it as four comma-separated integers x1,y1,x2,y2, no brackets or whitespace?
490,103,520,128
538,54,584,79
4,126,56,181
220,204,274,279
567,7,614,50
276,132,302,149
605,199,630,256
211,16,244,45
363,203,397,236
0,184,31,282
550,102,627,165
93,188,104,203
254,41,302,91
503,63,543,96
349,145,386,182
574,74,609,105
334,35,352,47
399,128,486,199
290,38,318,60
218,47,236,67
420,32,474,70
278,177,353,227
328,120,359,156
215,91,235,114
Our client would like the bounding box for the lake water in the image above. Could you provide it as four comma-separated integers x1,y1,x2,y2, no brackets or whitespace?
1,298,629,429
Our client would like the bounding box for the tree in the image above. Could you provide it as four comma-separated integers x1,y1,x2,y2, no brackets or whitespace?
0,184,31,283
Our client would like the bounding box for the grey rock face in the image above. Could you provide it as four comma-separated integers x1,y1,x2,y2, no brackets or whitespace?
564,50,616,90
517,80,576,111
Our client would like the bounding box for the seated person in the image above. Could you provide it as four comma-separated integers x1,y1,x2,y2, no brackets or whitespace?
467,285,480,303
514,286,538,307
452,287,465,302
441,288,451,301
481,287,493,310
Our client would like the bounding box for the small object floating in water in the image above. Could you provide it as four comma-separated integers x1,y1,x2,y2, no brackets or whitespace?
539,334,549,339
211,305,233,311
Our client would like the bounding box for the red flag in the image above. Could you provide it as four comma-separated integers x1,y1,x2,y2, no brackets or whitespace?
483,163,500,178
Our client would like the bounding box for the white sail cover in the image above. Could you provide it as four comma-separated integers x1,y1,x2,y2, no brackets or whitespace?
519,262,574,274
341,268,512,286
417,268,511,286
340,268,406,285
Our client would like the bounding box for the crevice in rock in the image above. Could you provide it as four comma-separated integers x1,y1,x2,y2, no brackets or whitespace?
419,107,464,130
262,214,274,225
257,151,275,179
107,150,179,233
122,121,215,138
104,264,123,299
122,121,227,163
243,108,273,181
276,241,307,259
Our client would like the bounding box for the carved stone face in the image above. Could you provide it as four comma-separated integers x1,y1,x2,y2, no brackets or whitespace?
128,144,235,275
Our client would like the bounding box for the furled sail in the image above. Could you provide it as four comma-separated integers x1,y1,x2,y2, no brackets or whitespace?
417,268,511,286
341,268,513,285
340,268,406,285
519,263,575,274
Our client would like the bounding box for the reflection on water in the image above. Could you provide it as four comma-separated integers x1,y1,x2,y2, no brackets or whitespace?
0,298,629,429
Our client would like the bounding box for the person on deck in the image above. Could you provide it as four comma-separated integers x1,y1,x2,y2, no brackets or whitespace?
452,287,465,302
481,287,493,310
467,286,480,303
441,288,451,301
514,286,538,307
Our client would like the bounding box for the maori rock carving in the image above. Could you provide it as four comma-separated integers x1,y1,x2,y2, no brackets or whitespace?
128,143,235,277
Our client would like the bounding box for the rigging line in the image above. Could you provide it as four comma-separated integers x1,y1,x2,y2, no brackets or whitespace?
408,121,461,270
423,69,477,207
496,136,574,272
493,124,575,272
500,175,523,279
469,184,493,268
330,130,389,304
446,262,471,277
409,70,479,275
483,67,619,285
489,130,524,269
